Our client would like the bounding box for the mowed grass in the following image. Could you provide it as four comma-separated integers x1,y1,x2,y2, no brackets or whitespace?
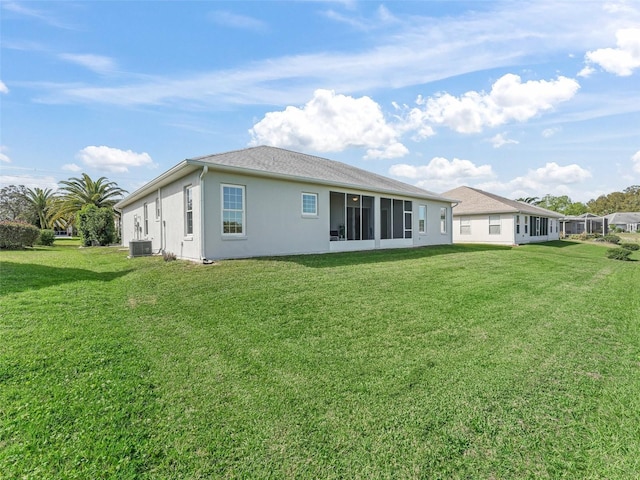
1,241,639,479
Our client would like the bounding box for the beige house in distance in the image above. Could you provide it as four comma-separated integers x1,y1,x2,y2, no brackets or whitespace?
442,186,563,246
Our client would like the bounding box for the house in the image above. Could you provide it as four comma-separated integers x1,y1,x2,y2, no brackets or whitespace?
605,212,640,232
115,146,456,261
559,213,607,236
441,186,563,246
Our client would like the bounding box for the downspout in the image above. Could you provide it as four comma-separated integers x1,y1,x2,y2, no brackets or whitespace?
199,165,208,262
157,187,163,254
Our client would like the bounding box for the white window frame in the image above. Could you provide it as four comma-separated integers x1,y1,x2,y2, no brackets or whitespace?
184,185,193,236
440,207,447,234
460,217,471,235
301,192,318,216
155,196,161,221
143,202,149,235
221,184,246,236
418,205,427,233
489,215,501,235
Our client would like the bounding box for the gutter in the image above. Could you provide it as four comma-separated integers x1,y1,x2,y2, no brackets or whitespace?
199,165,208,262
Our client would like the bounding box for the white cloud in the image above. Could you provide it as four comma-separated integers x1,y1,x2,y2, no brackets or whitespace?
0,173,58,189
31,2,627,109
476,162,592,198
58,53,117,74
584,28,640,76
389,156,495,191
490,133,519,148
0,80,8,94
0,145,10,163
207,11,268,32
62,163,83,172
542,127,561,138
632,150,640,174
249,89,408,159
419,74,580,134
76,146,155,173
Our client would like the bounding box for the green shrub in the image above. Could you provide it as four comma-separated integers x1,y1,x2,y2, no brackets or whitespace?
76,205,116,246
620,242,640,251
38,229,56,246
604,234,621,244
0,220,40,249
606,247,632,261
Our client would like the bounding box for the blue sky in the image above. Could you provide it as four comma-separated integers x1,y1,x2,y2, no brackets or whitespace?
1,0,639,202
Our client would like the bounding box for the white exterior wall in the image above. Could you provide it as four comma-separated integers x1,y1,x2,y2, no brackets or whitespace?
452,214,560,245
202,171,453,260
121,169,453,261
120,170,203,261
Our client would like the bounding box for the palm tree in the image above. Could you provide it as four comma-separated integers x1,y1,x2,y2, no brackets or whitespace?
59,173,127,211
23,187,59,229
516,196,541,205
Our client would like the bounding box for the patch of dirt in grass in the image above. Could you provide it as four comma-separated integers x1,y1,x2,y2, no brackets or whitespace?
127,295,158,308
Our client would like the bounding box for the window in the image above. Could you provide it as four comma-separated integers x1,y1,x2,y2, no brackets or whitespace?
184,186,193,235
222,184,245,235
524,216,529,234
302,193,318,216
418,205,427,233
143,203,149,235
440,207,447,234
380,197,411,239
329,192,374,241
155,196,161,220
489,215,501,235
460,217,471,235
516,215,520,234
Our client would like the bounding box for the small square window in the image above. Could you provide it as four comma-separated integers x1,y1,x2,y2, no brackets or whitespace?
302,193,318,216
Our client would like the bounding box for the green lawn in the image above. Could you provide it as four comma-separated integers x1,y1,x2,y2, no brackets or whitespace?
1,241,639,479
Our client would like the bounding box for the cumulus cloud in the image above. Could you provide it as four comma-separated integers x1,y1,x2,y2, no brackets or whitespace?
415,74,580,134
76,146,155,173
62,163,82,172
249,89,408,159
584,28,640,76
477,162,592,197
389,156,495,191
0,80,8,94
490,133,519,148
632,150,640,174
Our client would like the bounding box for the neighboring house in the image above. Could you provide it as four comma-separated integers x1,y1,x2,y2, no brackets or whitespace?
115,146,456,261
605,212,640,232
559,213,607,236
441,186,563,246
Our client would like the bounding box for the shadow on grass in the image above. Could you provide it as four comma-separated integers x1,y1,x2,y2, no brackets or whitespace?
0,262,132,294
267,243,512,269
526,240,581,248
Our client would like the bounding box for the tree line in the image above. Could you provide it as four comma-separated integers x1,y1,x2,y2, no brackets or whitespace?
0,173,127,245
517,185,640,216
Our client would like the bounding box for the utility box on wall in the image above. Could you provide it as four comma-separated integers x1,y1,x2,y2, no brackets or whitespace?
129,240,152,257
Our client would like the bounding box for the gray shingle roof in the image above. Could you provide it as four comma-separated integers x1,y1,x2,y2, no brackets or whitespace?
116,146,455,209
442,186,564,218
190,146,447,199
605,212,640,224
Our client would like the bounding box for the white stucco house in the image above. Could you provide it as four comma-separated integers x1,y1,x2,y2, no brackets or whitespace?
115,146,456,261
441,186,563,246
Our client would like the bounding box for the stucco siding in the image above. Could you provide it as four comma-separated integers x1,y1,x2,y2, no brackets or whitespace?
200,172,452,259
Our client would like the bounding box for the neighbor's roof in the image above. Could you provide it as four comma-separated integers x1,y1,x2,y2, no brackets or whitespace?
116,146,456,208
605,212,640,224
442,186,564,218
